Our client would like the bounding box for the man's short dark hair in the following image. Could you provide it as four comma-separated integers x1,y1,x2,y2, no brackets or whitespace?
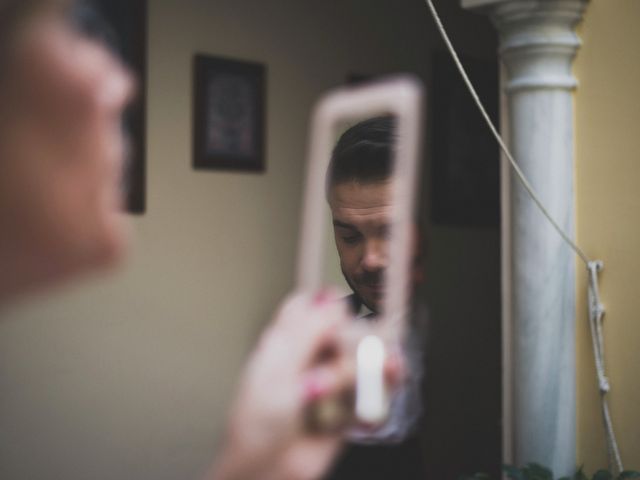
327,116,396,190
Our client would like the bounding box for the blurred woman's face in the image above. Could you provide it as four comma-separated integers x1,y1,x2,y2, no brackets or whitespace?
0,6,134,296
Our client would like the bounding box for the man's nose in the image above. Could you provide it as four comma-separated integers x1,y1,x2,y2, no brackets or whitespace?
362,239,388,272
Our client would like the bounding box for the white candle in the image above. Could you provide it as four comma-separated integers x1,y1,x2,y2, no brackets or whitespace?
355,335,388,425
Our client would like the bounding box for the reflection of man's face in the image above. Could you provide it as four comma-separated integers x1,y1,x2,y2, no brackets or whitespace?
328,179,392,313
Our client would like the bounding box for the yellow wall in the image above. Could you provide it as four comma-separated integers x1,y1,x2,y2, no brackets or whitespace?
575,0,640,470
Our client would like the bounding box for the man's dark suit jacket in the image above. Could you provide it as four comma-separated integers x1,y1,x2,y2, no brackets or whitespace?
324,294,427,480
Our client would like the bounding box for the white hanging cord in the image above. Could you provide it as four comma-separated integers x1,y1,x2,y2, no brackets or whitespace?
587,262,623,473
423,0,623,474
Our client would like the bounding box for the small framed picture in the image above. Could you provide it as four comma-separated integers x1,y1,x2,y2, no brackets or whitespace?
193,54,266,172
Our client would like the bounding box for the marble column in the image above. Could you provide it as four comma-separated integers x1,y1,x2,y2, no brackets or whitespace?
460,1,589,476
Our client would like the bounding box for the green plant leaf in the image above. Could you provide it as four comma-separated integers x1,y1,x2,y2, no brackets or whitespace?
503,465,525,480
493,464,639,480
618,472,640,480
523,463,554,480
574,467,589,480
592,470,613,480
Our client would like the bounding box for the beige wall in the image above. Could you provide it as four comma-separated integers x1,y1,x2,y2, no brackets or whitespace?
575,0,640,471
0,1,499,479
0,2,383,478
0,2,413,479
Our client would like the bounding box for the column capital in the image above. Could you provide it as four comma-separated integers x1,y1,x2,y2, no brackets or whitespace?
462,0,589,92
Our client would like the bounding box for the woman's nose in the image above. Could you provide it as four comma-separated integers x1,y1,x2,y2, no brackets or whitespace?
100,53,136,114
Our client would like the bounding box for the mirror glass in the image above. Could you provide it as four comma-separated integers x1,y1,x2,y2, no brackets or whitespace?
313,110,429,447
320,115,399,320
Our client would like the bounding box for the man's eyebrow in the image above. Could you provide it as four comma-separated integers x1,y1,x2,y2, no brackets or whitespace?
333,219,357,230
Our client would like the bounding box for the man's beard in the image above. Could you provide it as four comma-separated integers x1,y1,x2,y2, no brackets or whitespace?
341,267,384,314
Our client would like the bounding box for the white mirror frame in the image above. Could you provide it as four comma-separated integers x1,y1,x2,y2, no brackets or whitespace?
295,75,425,345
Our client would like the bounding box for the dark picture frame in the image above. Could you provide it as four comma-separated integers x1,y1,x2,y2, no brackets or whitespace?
75,0,148,213
193,54,266,172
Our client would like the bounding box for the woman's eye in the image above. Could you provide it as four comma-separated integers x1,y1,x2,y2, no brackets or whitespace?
67,3,120,53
